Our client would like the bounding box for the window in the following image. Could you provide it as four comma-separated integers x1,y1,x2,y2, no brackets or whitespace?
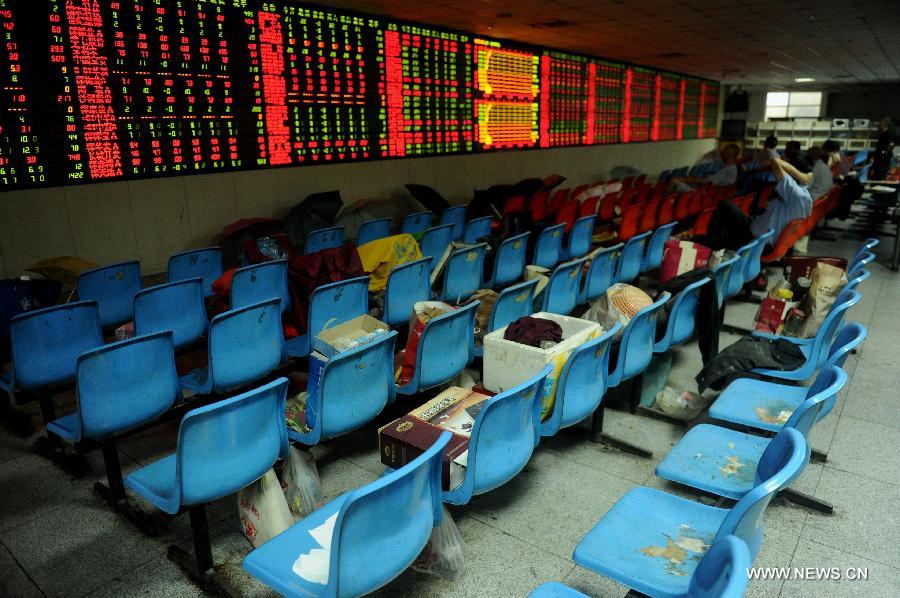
765,91,822,120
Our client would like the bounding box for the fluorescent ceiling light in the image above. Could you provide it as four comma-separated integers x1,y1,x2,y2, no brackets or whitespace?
794,77,816,82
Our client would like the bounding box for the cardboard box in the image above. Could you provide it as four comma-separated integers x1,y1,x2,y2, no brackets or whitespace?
312,315,389,358
378,386,490,490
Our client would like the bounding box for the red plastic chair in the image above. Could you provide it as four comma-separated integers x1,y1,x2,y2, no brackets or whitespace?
757,184,774,210
578,194,602,218
620,176,635,190
692,206,715,237
650,181,667,201
548,188,570,216
638,199,662,233
598,192,619,222
569,185,589,201
674,192,693,221
504,195,526,215
713,185,736,203
618,204,643,242
686,189,703,216
531,191,550,221
658,194,677,225
762,219,805,263
556,201,580,232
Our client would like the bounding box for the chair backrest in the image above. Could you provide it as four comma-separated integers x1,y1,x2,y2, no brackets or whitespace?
441,205,467,240
402,211,433,235
230,260,291,315
167,247,223,298
639,199,662,233
314,331,399,440
598,192,618,221
822,321,867,371
581,244,620,303
692,207,715,237
615,230,651,283
711,255,739,307
10,301,104,391
419,224,454,266
488,278,539,334
134,278,208,350
542,257,588,315
544,325,619,435
329,432,449,597
618,203,642,241
845,268,870,292
724,243,753,300
556,201,579,231
611,292,670,386
491,232,530,287
357,218,392,246
77,261,142,327
208,299,286,393
533,223,565,269
657,194,676,225
177,377,289,507
441,243,487,303
566,216,595,259
308,277,371,342
713,427,808,559
656,277,710,353
762,219,805,263
687,535,751,598
548,188,569,214
76,331,181,440
783,365,847,435
384,258,432,327
409,301,478,391
457,365,551,500
806,288,860,370
643,221,677,272
743,229,774,282
305,226,344,254
464,216,493,243
849,251,874,273
850,238,879,266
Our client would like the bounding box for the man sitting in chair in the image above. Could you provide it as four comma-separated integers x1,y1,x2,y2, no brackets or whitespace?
667,144,740,193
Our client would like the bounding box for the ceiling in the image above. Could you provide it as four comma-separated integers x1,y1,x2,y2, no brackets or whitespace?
312,0,900,87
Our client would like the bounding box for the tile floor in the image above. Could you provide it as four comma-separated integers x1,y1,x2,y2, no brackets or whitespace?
0,230,897,598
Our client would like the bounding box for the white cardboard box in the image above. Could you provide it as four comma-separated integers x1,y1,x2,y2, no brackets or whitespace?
482,312,601,418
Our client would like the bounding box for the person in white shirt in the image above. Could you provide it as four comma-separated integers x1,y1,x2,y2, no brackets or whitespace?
806,146,835,200
668,144,740,193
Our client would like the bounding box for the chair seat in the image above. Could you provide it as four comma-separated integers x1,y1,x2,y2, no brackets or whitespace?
573,487,727,598
529,582,590,597
655,424,770,500
708,377,808,433
179,368,210,395
285,334,310,358
123,453,180,515
46,412,82,443
243,492,351,597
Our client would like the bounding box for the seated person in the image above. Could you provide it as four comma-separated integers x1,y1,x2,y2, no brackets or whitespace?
783,140,812,173
667,144,739,193
753,136,779,169
807,146,835,200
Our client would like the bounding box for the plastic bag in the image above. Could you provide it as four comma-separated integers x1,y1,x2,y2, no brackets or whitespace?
585,283,651,339
399,301,453,385
655,386,706,421
238,468,294,547
469,290,498,342
412,506,467,581
282,446,324,520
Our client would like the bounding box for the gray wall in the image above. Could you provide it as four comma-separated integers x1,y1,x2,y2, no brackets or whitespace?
0,138,717,279
825,89,899,121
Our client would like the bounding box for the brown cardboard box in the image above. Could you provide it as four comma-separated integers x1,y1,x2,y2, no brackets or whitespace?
378,387,490,490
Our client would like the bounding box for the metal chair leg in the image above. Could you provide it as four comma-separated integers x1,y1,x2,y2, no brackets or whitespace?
168,505,214,588
810,448,828,463
781,488,834,515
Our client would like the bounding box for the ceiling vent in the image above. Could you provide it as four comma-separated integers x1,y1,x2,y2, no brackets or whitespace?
529,19,573,29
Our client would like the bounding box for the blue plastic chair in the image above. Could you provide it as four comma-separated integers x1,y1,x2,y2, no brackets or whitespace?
284,276,370,358
850,238,879,266
563,215,595,260
126,377,289,579
46,331,181,504
608,292,670,389
579,244,620,304
464,215,493,243
849,251,874,273
77,261,142,328
653,277,711,353
710,323,867,431
615,231,651,284
533,223,565,269
356,218,392,246
439,243,488,304
722,243,753,302
573,428,808,595
402,211,433,235
539,325,619,438
397,301,478,395
528,582,590,598
484,232,530,288
305,226,344,254
743,229,774,283
475,279,538,358
846,268,870,292
711,255,739,308
290,330,397,446
168,247,222,298
441,205,467,240
134,278,208,350
642,221,677,272
180,298,286,396
419,224,454,267
243,432,450,598
384,258,432,327
751,289,860,381
230,260,291,315
444,365,551,505
4,301,104,426
541,257,588,315
658,366,847,501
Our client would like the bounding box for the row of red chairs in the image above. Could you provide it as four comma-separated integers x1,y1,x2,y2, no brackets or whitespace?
762,186,841,263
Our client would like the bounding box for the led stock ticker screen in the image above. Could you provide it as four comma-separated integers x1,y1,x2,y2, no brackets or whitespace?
0,0,719,190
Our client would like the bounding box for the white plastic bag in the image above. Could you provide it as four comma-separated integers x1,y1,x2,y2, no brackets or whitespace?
238,468,294,547
655,386,706,421
412,506,467,581
282,446,324,520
